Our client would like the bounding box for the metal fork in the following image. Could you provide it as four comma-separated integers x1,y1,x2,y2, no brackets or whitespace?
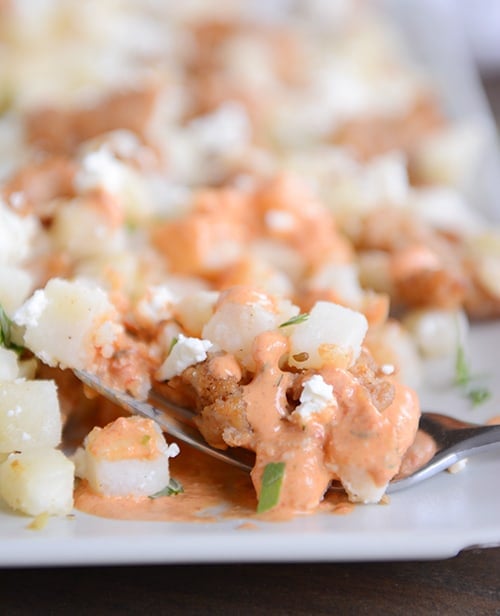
75,370,500,493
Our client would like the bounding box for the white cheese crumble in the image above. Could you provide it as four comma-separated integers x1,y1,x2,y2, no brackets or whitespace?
265,209,296,232
135,285,177,326
447,458,468,474
292,375,336,424
74,147,126,194
156,333,213,381
188,101,251,156
13,289,48,328
0,201,37,266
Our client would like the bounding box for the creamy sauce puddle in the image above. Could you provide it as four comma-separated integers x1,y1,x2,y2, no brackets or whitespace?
75,443,353,522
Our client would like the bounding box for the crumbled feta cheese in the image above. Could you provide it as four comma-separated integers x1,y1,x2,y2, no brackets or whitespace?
380,364,395,376
265,209,296,232
292,375,336,425
447,458,468,474
188,101,251,156
135,285,177,327
156,333,213,381
74,147,126,194
13,289,48,328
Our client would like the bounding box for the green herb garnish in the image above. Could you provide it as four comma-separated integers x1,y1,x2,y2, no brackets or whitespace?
257,462,285,513
168,337,179,353
454,343,471,387
279,313,309,328
148,477,184,499
454,343,491,407
467,388,492,407
0,304,24,355
141,434,152,446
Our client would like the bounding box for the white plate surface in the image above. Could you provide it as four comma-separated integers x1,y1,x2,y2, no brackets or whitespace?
1,0,500,569
1,322,499,567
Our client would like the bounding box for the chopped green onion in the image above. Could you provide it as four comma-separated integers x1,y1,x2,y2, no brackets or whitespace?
148,477,184,498
257,462,285,513
279,313,309,328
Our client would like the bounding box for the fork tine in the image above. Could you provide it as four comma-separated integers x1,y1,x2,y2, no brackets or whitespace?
74,370,253,472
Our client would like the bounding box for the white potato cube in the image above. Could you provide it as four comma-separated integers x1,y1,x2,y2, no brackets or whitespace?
288,301,368,369
0,348,19,380
0,448,74,516
77,416,179,497
412,121,488,189
14,278,122,369
174,290,219,336
202,287,299,370
0,380,61,453
0,202,37,266
466,232,500,299
51,199,124,259
409,187,484,237
0,265,34,313
308,262,364,307
337,466,388,504
404,308,468,358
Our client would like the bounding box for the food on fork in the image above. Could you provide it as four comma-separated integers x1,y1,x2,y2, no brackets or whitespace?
0,0,498,521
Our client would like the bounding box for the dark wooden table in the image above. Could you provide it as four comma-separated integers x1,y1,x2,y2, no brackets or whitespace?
2,78,500,616
0,547,499,615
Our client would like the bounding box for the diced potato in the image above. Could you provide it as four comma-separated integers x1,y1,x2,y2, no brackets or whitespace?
51,198,124,259
288,301,368,369
16,357,38,380
412,121,488,189
0,448,74,516
465,232,500,297
308,262,364,307
404,308,468,358
174,290,219,337
0,348,19,380
0,265,34,314
0,203,37,266
0,379,61,453
77,416,179,497
202,287,299,370
14,278,122,369
365,320,422,389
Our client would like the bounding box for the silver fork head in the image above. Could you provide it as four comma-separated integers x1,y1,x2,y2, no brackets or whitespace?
74,370,253,472
74,370,500,491
387,414,500,493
